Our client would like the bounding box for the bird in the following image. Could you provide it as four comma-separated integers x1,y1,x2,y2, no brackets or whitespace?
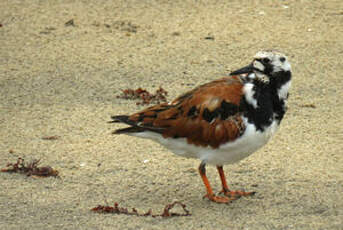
109,50,292,203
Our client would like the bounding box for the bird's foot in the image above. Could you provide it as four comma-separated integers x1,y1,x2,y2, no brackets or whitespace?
203,194,235,203
219,189,256,199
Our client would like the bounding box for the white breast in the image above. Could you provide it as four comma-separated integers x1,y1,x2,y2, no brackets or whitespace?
131,117,279,166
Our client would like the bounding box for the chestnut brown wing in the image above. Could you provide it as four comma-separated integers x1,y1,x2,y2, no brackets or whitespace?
112,76,246,148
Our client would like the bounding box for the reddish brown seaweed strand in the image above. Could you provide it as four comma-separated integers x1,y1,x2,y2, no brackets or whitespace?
116,87,168,105
1,157,59,177
91,201,191,218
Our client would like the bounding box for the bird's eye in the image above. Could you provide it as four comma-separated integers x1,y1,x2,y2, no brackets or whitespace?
262,58,270,64
280,57,286,62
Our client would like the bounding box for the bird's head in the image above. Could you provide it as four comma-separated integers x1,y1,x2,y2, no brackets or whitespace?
230,50,291,78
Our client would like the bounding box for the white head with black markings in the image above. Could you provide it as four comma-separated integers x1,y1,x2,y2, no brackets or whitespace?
252,51,291,76
230,50,291,82
231,50,292,103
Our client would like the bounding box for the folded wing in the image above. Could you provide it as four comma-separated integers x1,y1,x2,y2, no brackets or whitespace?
111,76,246,148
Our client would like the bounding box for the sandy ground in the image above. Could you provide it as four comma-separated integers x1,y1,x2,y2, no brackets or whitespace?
1,0,342,229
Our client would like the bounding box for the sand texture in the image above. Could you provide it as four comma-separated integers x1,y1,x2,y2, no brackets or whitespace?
1,0,342,229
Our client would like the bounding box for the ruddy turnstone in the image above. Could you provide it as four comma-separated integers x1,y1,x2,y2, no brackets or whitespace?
110,50,292,203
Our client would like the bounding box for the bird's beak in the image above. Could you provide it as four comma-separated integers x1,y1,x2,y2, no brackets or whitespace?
230,63,254,76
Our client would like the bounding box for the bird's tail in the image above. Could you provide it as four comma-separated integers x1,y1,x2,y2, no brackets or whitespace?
108,115,130,124
108,115,144,134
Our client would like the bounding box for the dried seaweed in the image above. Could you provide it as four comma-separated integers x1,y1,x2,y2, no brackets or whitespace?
1,157,59,177
91,201,191,218
117,87,168,105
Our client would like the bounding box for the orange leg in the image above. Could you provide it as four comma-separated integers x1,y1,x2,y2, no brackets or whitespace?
217,165,255,198
198,163,234,203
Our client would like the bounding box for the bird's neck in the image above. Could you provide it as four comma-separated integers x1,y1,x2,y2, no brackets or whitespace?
239,71,292,130
271,71,292,98
269,71,292,122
